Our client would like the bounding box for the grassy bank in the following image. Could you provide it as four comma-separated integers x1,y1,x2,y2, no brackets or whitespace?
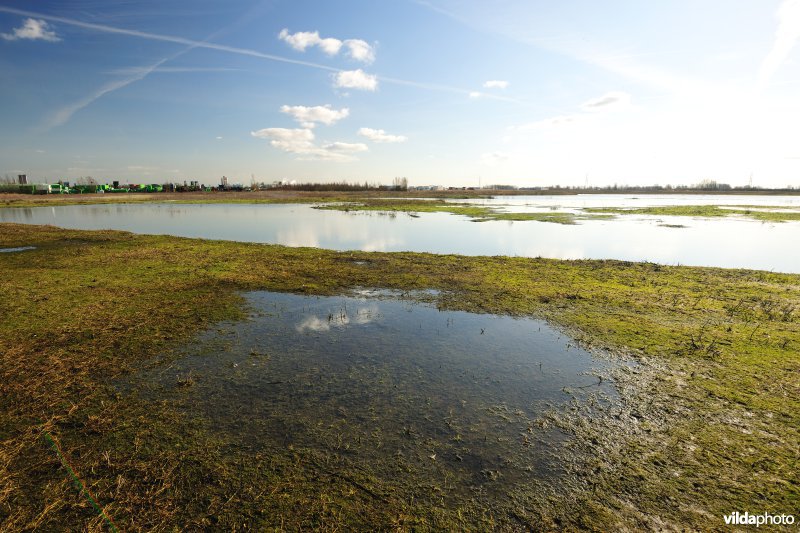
0,191,494,209
586,204,800,222
1,223,798,530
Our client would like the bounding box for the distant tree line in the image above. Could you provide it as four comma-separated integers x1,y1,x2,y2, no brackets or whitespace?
267,178,408,192
529,181,799,193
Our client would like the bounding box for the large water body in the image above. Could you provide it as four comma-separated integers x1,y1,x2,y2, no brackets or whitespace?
2,194,798,272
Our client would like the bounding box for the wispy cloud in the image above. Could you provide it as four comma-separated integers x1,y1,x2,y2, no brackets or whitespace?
279,29,376,63
758,0,800,90
481,151,509,165
517,114,580,131
109,66,241,75
517,91,631,131
358,127,408,143
0,6,532,105
333,69,378,91
483,80,508,89
280,105,350,128
39,13,242,131
581,91,631,111
45,56,171,130
42,29,222,132
1,18,60,42
0,6,341,74
413,1,706,98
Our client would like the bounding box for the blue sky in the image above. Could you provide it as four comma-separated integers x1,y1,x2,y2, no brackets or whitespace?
1,0,799,187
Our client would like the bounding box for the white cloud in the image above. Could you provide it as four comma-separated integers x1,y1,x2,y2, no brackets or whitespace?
344,39,375,63
517,114,581,130
279,29,375,63
333,69,378,91
358,127,408,143
758,0,800,90
483,80,509,89
1,18,60,42
251,127,315,153
469,91,483,98
251,127,367,162
318,37,344,55
215,136,223,140
280,104,350,128
580,91,631,111
481,151,509,165
321,141,369,153
278,29,329,52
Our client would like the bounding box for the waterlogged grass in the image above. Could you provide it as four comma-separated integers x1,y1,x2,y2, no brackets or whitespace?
315,199,493,217
0,190,494,210
472,211,615,224
586,204,800,222
1,223,798,530
315,199,602,224
0,191,354,209
6,192,799,224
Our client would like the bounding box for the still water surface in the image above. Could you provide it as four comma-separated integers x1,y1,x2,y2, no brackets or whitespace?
1,194,798,272
128,291,619,508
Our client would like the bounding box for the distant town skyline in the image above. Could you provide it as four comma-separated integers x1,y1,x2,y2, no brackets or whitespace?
2,1,800,188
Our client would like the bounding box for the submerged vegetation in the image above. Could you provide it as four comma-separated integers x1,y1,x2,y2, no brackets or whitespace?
1,223,798,530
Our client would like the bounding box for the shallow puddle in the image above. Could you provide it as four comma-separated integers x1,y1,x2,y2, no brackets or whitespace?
0,246,36,253
128,291,624,509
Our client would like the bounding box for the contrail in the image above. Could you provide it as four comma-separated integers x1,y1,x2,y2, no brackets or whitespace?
758,0,800,91
46,57,169,129
0,5,530,105
0,5,342,73
42,14,231,130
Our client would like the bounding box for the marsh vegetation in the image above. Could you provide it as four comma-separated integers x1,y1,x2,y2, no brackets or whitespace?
1,222,798,530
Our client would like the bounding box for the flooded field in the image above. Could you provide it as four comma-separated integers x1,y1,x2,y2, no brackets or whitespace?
125,290,622,512
1,194,799,272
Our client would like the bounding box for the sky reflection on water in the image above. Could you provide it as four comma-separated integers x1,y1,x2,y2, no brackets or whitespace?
1,195,798,272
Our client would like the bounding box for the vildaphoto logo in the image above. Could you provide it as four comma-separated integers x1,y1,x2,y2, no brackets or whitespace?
723,512,795,527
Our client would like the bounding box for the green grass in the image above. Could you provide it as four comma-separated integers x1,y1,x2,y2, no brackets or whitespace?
586,204,800,222
0,223,798,530
314,199,604,224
